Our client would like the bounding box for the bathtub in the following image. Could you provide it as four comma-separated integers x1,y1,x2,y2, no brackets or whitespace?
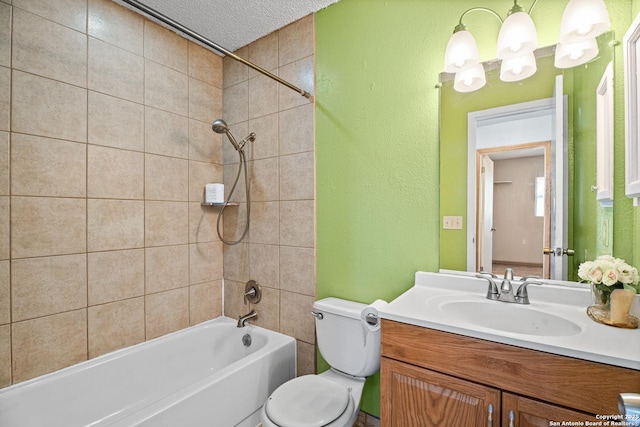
0,316,296,427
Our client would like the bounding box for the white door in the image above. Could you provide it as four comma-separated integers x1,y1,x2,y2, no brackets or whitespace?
550,75,569,280
479,156,495,272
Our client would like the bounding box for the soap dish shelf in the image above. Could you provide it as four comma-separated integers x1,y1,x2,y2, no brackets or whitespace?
201,202,239,207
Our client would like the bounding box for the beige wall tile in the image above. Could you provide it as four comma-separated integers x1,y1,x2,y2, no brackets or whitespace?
250,286,279,331
223,82,248,126
223,279,246,321
0,133,6,195
145,201,189,247
12,8,86,87
145,60,188,116
14,0,86,32
88,37,144,103
189,78,222,124
11,133,86,197
223,242,249,283
11,197,86,258
279,104,314,155
189,160,223,202
190,241,223,285
89,91,144,152
189,280,222,325
88,249,144,305
145,288,189,340
145,154,188,201
144,21,188,73
12,310,87,383
249,201,279,245
279,15,314,67
280,246,315,296
189,119,223,163
145,107,189,158
189,42,223,88
0,324,9,387
12,71,87,143
0,261,8,324
0,3,10,68
0,68,8,131
223,160,247,203
0,197,7,260
248,32,278,78
248,114,279,160
11,254,87,321
88,0,143,55
223,46,248,89
145,245,189,293
249,73,278,119
280,152,314,200
249,243,279,289
88,145,144,199
280,200,314,247
296,340,316,376
280,291,315,344
189,203,218,244
250,157,279,202
88,297,144,358
278,56,315,111
87,199,144,252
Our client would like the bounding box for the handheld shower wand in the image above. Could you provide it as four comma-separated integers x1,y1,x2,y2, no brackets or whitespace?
212,119,241,151
211,119,256,245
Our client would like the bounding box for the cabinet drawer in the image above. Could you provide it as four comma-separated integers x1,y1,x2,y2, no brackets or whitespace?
381,319,640,415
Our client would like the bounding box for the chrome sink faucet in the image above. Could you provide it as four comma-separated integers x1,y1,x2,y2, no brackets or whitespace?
476,269,543,304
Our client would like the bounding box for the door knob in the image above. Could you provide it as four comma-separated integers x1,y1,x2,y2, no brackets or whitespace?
543,247,575,256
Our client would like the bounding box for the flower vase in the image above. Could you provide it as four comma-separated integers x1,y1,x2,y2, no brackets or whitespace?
590,283,610,307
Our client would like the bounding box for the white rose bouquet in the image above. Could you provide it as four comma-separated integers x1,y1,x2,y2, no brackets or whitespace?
578,255,639,305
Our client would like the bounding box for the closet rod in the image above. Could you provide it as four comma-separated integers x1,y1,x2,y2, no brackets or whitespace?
118,0,312,99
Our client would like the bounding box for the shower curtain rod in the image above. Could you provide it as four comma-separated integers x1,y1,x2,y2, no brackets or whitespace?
118,0,312,99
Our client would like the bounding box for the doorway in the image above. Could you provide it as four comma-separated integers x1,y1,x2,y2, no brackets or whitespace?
476,142,551,278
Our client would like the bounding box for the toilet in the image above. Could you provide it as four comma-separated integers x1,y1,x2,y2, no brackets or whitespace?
260,297,381,427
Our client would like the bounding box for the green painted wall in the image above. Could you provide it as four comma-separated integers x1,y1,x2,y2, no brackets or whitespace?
315,0,637,417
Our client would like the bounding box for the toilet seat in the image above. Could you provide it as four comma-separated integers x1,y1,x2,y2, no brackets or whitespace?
264,375,350,427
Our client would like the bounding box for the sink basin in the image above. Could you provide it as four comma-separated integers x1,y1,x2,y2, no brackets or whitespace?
439,300,582,337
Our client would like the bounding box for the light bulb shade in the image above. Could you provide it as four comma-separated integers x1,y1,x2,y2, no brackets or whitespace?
559,0,610,44
496,12,538,59
454,63,486,92
444,30,480,73
554,38,599,68
500,52,537,82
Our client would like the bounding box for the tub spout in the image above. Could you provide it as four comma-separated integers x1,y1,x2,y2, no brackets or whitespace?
237,310,258,328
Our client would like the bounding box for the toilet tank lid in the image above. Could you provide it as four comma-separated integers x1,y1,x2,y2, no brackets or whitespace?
313,297,366,319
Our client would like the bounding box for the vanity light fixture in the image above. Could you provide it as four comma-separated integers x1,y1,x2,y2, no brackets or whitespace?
444,0,610,92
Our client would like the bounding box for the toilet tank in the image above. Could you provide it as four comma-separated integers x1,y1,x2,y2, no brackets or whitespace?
313,297,381,377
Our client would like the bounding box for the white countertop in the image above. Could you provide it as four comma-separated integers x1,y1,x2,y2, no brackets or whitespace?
378,271,640,371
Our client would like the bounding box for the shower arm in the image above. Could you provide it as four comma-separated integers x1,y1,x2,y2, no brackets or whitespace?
118,0,312,100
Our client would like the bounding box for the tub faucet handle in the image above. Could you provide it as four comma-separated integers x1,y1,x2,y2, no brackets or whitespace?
244,280,262,305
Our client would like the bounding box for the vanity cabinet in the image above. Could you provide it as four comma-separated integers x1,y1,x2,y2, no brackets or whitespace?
381,319,640,426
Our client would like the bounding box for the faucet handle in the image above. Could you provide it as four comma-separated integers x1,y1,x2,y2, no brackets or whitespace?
476,274,499,300
477,271,498,279
515,280,544,304
243,280,262,305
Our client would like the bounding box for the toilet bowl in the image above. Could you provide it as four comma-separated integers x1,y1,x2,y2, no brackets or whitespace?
260,297,382,427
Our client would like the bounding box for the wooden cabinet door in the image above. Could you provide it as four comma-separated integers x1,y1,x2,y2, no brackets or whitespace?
502,393,598,427
381,357,501,427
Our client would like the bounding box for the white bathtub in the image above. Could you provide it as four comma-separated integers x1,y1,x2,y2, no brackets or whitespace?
0,316,296,427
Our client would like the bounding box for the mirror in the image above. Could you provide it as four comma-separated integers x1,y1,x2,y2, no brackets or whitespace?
439,31,616,281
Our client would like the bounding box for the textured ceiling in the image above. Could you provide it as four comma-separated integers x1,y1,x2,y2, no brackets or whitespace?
118,0,340,53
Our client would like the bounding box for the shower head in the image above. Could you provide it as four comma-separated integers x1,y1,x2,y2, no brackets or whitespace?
212,119,240,151
211,119,229,135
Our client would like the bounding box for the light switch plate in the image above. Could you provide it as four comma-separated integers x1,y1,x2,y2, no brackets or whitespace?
443,216,463,230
